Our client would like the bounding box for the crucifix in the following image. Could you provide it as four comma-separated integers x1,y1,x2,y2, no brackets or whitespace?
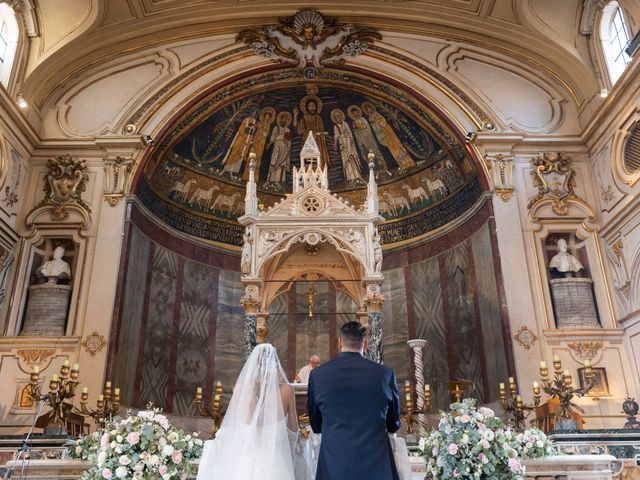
303,284,319,318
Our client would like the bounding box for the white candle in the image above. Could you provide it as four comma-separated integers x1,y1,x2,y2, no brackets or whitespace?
196,387,203,394
539,361,547,369
563,369,570,377
32,366,40,374
105,381,112,388
425,384,430,392
63,360,70,367
51,374,59,381
499,383,505,390
553,355,560,362
508,377,515,384
533,381,539,389
73,363,79,371
82,387,88,394
583,360,591,368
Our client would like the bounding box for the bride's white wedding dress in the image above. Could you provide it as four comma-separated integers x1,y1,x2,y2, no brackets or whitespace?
196,344,409,480
197,344,310,480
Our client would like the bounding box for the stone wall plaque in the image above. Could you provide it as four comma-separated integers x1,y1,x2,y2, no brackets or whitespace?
20,284,71,336
549,277,598,328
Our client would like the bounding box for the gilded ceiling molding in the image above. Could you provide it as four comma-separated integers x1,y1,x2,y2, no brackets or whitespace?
236,9,381,68
124,46,249,132
367,44,495,131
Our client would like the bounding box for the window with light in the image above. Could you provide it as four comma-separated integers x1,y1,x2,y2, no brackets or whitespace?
600,2,632,85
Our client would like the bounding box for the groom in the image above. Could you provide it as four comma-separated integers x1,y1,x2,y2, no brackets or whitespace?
307,321,401,480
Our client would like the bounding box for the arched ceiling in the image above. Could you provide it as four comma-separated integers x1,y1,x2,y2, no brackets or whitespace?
135,68,484,250
22,0,599,110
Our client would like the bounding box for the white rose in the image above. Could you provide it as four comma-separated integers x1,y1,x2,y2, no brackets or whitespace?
116,435,123,443
97,451,107,467
75,446,83,455
162,445,174,457
115,466,128,478
148,454,159,466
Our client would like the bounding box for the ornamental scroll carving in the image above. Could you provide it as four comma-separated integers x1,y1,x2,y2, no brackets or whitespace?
237,9,381,68
527,152,586,216
34,155,91,222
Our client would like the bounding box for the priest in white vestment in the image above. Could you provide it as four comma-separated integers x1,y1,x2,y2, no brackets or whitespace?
295,355,320,383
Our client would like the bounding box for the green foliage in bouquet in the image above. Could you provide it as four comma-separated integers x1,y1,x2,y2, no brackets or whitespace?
419,399,556,480
69,408,204,479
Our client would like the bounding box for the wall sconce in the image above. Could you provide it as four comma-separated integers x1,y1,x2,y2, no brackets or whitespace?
599,89,608,98
16,94,28,109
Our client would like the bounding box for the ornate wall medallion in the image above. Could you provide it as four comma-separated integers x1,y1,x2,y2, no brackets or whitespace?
81,331,107,356
568,341,603,361
514,325,538,350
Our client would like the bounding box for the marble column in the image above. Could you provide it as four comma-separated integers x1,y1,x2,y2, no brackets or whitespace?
407,338,428,436
240,287,261,362
366,311,383,363
363,289,385,363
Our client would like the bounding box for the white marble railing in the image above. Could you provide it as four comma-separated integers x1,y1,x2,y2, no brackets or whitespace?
1,454,621,479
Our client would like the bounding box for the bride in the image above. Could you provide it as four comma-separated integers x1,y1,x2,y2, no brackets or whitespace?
197,344,301,480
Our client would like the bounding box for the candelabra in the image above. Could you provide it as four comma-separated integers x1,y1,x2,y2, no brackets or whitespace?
74,381,121,429
29,360,80,435
195,381,224,437
499,377,536,430
447,380,471,403
533,356,596,430
400,381,431,435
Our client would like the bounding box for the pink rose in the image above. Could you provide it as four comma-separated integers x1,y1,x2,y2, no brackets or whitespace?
102,468,112,479
480,439,490,449
127,432,140,445
101,433,110,448
119,455,131,466
158,464,168,475
478,422,487,430
448,443,459,455
508,458,522,472
172,450,183,464
133,472,143,479
460,415,471,423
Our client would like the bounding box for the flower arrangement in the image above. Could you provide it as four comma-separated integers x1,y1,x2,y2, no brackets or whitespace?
69,408,204,479
419,399,555,480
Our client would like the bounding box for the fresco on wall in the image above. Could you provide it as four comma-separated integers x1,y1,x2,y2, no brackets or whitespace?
138,68,483,247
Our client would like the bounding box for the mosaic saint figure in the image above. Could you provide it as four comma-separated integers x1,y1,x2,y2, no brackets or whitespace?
361,102,416,172
221,112,257,174
266,111,293,183
331,109,363,182
293,94,331,167
244,107,276,181
347,105,385,170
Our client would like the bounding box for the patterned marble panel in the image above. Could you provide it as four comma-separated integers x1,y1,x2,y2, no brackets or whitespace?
138,247,179,409
295,282,330,374
113,227,150,407
214,269,244,404
381,268,410,383
411,258,450,410
268,294,290,380
336,290,357,330
174,260,213,415
444,243,485,401
471,224,508,402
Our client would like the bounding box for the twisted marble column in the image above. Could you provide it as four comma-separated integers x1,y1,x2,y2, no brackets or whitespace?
242,313,257,362
407,338,428,436
366,311,383,363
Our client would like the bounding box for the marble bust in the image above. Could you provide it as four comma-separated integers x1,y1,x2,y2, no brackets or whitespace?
549,239,583,276
36,246,71,284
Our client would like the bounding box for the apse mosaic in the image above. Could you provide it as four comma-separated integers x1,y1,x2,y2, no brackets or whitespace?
138,69,483,247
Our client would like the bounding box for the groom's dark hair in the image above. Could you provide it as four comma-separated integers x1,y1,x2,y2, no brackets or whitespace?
340,321,367,349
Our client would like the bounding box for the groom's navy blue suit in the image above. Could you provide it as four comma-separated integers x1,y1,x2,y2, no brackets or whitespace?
307,352,401,480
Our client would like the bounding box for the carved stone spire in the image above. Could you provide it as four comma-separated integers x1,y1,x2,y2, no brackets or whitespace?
293,132,328,192
366,151,379,215
244,152,258,216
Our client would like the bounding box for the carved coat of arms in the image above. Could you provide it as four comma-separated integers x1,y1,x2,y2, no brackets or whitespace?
527,152,581,216
37,154,91,221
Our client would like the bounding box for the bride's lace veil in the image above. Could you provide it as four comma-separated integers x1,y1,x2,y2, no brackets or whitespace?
198,343,295,479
